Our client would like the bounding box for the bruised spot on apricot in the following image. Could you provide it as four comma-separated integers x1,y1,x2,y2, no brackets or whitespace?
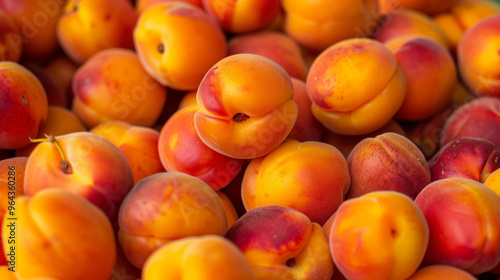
233,113,249,122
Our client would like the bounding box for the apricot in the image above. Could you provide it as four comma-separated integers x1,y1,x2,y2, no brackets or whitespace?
484,168,500,196
23,132,135,220
136,0,204,14
195,53,298,159
306,38,406,135
329,191,429,280
429,137,500,183
142,235,256,280
217,192,239,229
441,96,500,147
158,105,245,191
57,0,138,64
0,62,47,150
72,48,167,128
202,0,281,33
282,0,379,51
407,265,477,279
434,0,500,55
225,205,334,280
242,140,350,225
457,15,500,97
347,132,430,199
0,0,63,60
16,106,86,157
134,2,227,90
118,172,227,268
373,9,449,49
0,157,27,195
287,78,325,142
0,10,21,62
385,36,457,121
322,119,406,158
415,178,500,275
378,0,458,15
2,188,115,280
91,121,165,184
228,31,308,80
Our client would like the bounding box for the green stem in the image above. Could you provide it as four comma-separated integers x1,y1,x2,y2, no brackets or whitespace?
30,134,72,174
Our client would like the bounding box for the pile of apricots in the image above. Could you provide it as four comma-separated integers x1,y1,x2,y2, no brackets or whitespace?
1,0,500,279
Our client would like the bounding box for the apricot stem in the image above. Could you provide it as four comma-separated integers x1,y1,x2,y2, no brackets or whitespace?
30,134,72,174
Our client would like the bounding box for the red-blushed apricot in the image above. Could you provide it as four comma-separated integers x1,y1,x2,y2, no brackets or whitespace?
307,38,406,135
385,36,457,121
142,235,256,280
2,188,115,280
415,178,500,275
378,0,458,15
322,119,406,159
202,0,281,33
458,15,500,97
178,90,198,110
217,192,239,230
225,205,334,280
329,191,429,280
0,0,63,61
134,2,227,90
0,62,47,150
72,48,167,128
407,265,477,279
374,9,449,49
282,0,379,51
57,0,138,64
16,106,86,157
346,132,430,199
158,105,245,191
242,140,349,225
429,137,500,183
484,169,500,196
0,10,21,62
434,0,500,55
136,0,204,14
228,31,308,80
118,172,228,268
195,53,298,159
23,132,134,220
91,121,165,184
441,96,500,147
287,78,325,142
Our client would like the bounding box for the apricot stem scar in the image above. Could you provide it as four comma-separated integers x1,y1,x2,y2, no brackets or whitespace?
233,113,249,122
30,134,72,174
157,44,164,54
21,93,27,106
